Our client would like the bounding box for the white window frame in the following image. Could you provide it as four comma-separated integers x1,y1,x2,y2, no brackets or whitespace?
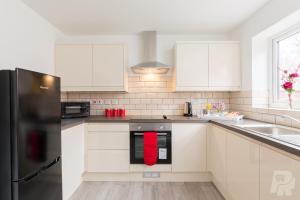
270,26,300,110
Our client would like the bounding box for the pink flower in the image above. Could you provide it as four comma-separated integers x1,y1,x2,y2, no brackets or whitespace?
289,73,299,78
283,82,293,90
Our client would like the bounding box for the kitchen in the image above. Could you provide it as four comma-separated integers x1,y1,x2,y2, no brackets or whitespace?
1,0,300,200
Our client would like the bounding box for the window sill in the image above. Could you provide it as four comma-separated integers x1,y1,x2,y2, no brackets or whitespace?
252,106,300,117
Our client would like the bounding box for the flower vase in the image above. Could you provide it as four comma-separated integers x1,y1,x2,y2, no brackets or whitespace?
288,93,293,109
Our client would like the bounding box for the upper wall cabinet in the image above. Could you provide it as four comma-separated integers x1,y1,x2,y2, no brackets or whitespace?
55,44,128,92
55,45,93,88
209,43,240,90
174,42,240,91
175,43,209,89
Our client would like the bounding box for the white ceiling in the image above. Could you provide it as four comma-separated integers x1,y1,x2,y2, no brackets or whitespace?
23,0,271,35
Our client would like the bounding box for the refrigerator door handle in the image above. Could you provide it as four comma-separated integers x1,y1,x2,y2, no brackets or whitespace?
42,156,60,171
13,171,40,183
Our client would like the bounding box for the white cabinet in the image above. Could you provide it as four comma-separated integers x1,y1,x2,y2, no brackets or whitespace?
207,125,227,196
93,44,127,90
209,43,240,89
174,41,240,91
87,150,129,172
61,124,85,200
87,132,129,150
172,123,207,172
55,44,127,92
209,124,300,200
175,43,209,90
208,125,259,200
260,146,300,200
85,123,130,173
226,132,259,200
55,45,93,88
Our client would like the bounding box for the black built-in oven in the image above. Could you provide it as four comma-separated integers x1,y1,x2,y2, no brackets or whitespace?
130,123,172,164
61,102,90,119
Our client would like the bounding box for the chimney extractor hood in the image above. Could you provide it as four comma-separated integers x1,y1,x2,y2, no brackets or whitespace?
131,31,170,74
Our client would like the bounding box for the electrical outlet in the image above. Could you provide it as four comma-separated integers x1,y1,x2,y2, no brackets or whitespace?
96,99,104,105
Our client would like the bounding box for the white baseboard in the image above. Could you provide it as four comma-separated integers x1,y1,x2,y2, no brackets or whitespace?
82,172,212,182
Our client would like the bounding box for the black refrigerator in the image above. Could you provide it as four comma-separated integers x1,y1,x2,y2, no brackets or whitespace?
0,68,62,200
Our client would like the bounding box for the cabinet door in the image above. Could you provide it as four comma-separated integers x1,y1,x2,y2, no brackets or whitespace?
227,132,259,200
87,132,129,150
175,44,209,90
207,125,227,195
209,43,240,88
61,124,84,200
86,150,129,172
93,45,125,87
260,146,300,200
55,45,93,88
172,123,207,172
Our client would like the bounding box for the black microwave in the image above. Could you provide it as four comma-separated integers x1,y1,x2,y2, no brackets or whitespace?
61,102,90,119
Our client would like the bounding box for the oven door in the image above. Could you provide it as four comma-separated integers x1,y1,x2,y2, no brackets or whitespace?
130,131,171,164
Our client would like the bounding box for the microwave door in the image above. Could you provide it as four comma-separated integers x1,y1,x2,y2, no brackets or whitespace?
61,102,90,118
64,106,82,114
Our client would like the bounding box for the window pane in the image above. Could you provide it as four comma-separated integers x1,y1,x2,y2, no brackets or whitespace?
277,31,300,100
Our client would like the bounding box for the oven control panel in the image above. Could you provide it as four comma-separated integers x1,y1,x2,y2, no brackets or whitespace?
130,123,172,132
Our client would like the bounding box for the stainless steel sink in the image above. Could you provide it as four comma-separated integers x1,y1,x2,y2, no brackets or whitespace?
246,126,300,136
233,124,300,146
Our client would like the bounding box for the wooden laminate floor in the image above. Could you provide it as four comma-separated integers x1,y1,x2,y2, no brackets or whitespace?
70,182,225,200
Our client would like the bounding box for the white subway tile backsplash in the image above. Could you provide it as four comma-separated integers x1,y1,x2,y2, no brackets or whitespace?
229,91,300,128
118,99,130,105
162,99,173,105
64,75,230,116
147,104,157,110
104,99,111,105
135,105,147,110
140,99,152,104
111,99,118,105
151,99,163,104
130,99,141,104
157,105,169,110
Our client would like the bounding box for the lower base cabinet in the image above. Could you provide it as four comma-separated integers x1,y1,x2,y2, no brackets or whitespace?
61,124,85,200
85,123,130,173
207,125,227,195
172,123,207,172
226,132,259,200
260,146,300,200
86,150,129,172
209,125,300,200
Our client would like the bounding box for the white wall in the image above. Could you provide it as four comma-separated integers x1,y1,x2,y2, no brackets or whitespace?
56,34,228,75
0,0,62,75
230,0,300,90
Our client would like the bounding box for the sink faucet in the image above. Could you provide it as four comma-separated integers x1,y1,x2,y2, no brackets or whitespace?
280,114,300,125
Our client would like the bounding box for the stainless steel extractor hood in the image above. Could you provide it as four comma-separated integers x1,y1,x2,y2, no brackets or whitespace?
131,31,170,74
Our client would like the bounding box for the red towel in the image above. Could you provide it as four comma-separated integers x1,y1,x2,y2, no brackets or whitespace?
144,132,158,166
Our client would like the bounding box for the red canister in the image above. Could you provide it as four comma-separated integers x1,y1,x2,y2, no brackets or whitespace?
113,108,119,117
105,109,112,117
119,109,126,117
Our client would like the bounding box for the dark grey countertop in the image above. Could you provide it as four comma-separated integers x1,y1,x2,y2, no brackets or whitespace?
61,115,208,130
61,115,300,157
